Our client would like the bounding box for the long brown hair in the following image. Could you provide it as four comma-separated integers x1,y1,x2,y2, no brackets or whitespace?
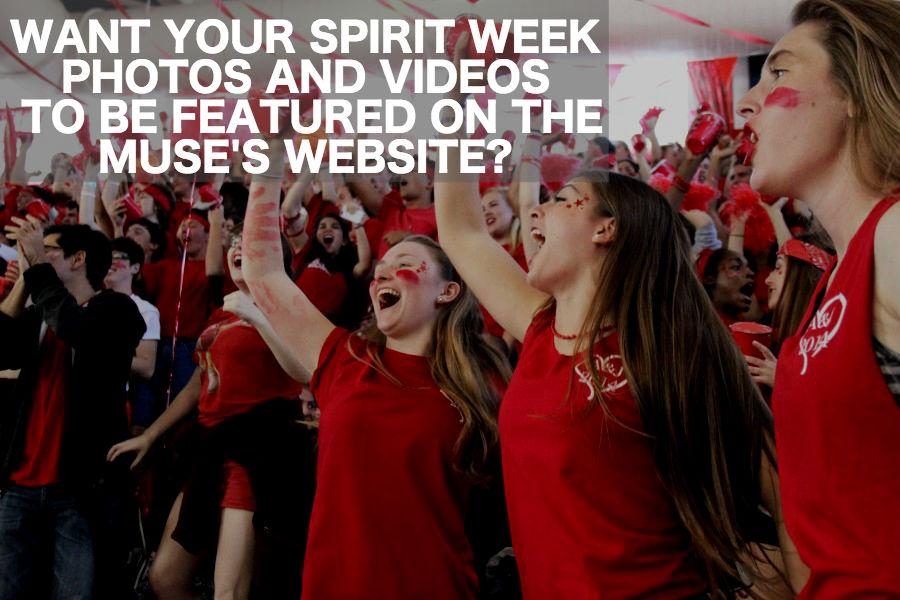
770,256,825,352
566,171,776,593
792,0,900,193
353,236,511,480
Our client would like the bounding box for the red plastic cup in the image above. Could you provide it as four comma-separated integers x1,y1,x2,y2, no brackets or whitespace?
122,194,144,221
730,322,772,360
686,111,726,155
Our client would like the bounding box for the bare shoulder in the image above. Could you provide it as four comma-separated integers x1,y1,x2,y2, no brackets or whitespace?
874,200,900,284
873,201,900,348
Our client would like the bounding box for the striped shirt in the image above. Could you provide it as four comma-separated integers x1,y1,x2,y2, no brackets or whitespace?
874,337,900,405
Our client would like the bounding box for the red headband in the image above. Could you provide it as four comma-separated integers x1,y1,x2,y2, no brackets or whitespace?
778,239,834,272
131,184,172,214
181,213,210,232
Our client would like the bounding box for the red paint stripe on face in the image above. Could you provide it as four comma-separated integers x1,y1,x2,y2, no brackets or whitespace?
764,87,800,108
395,269,420,284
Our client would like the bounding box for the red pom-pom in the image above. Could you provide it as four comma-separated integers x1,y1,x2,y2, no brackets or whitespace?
540,154,581,194
720,183,776,254
648,173,672,194
198,183,222,207
729,183,761,215
639,106,664,132
681,182,718,212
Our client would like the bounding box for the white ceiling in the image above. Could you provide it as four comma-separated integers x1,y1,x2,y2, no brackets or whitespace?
0,0,798,72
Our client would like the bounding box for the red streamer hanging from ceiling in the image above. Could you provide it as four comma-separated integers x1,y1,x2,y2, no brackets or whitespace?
107,0,132,19
635,1,773,46
397,0,438,19
0,40,85,104
3,105,17,181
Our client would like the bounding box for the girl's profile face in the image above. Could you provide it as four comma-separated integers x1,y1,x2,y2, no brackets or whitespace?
765,255,788,310
737,22,851,198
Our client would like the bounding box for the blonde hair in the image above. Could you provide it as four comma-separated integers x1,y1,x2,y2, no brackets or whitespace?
793,0,900,193
351,236,510,480
483,186,521,250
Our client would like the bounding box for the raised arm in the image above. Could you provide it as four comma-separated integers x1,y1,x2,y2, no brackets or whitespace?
205,204,225,277
433,34,548,343
282,168,315,221
242,143,334,374
727,209,748,255
759,198,792,248
223,290,311,383
351,224,372,279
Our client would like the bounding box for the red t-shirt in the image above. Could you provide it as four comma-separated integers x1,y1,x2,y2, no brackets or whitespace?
483,242,528,339
143,258,212,339
773,196,900,597
500,312,705,598
11,328,69,487
195,311,304,428
376,189,438,258
305,328,478,599
295,259,347,319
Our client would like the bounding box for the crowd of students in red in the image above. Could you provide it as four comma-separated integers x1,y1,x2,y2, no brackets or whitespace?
0,0,898,598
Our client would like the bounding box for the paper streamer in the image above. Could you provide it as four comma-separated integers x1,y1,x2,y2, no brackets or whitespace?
398,0,438,19
212,0,237,19
0,40,85,105
639,1,710,28
107,0,132,19
374,0,409,18
719,28,773,46
636,1,773,47
243,3,311,46
3,105,16,180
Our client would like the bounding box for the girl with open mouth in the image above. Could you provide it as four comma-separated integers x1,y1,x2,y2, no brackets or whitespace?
240,141,510,599
736,0,900,594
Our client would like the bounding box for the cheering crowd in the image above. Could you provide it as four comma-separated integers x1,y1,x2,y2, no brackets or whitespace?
1,0,898,598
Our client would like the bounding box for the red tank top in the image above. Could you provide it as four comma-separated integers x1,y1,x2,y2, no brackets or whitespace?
500,312,705,599
773,196,900,597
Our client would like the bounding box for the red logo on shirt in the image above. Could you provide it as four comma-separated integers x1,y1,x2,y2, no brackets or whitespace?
798,294,847,376
575,354,628,401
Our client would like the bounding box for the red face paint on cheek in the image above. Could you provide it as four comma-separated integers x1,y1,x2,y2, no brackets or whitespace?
764,87,801,108
415,261,427,274
395,269,420,284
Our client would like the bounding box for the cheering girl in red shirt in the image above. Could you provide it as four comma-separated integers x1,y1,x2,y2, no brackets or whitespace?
434,34,791,599
241,144,509,599
737,0,900,595
108,230,305,600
